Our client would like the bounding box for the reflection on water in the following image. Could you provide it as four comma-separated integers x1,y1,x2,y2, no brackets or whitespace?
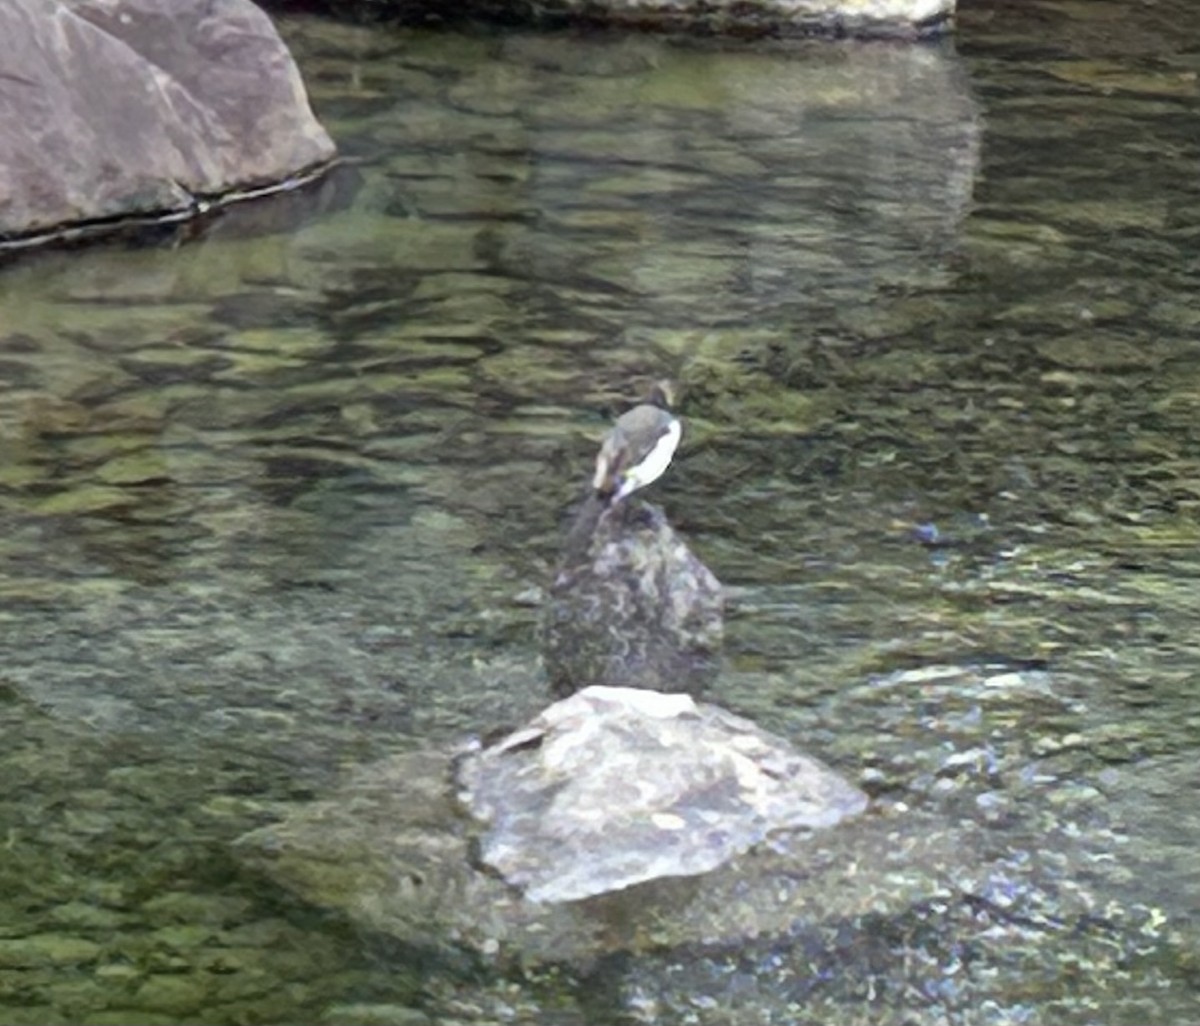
1,3,1199,1022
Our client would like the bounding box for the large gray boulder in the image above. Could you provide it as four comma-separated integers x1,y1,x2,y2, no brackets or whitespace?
0,0,336,241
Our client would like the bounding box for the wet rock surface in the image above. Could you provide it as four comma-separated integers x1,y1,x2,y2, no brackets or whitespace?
0,0,335,242
542,497,725,695
545,0,954,37
238,708,918,966
265,0,954,38
463,685,866,902
235,686,868,960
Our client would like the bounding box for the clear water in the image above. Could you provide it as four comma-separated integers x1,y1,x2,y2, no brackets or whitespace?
2,2,1199,1022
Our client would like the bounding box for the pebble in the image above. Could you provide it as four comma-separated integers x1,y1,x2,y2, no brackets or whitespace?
320,1002,432,1025
0,935,102,968
132,973,209,1016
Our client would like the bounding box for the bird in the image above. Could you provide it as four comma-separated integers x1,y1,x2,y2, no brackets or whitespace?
592,381,682,504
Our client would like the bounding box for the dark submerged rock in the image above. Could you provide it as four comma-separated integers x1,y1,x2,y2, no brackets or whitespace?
0,0,336,243
541,496,725,696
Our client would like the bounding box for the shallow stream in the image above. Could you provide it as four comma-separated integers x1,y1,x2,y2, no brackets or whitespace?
2,2,1199,1022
